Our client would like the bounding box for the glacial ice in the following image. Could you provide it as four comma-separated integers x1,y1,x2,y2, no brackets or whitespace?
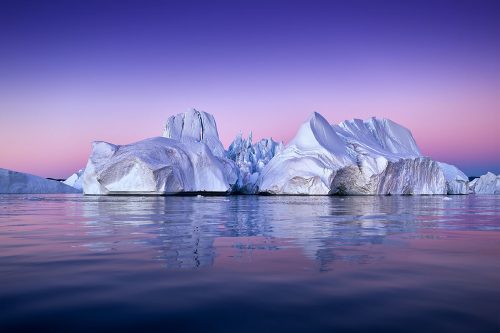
258,113,352,195
78,108,471,196
227,132,283,193
438,162,469,195
163,108,226,158
0,168,81,194
82,137,236,195
63,169,84,191
469,172,500,194
258,113,468,195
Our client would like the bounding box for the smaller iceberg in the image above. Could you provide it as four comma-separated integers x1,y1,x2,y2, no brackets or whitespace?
469,172,500,194
63,169,84,191
0,168,81,194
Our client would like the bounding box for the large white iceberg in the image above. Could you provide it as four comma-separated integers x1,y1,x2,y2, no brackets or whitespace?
82,137,235,195
0,168,81,194
258,113,468,195
469,172,500,194
83,109,238,195
227,132,283,193
81,108,471,196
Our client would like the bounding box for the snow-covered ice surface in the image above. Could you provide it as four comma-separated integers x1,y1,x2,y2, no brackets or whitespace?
83,137,236,195
258,113,468,195
227,133,283,193
258,113,353,195
163,108,226,158
0,168,80,194
469,172,500,194
334,117,422,159
63,169,84,191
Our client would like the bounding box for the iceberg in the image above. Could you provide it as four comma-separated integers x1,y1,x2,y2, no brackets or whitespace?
469,172,500,194
0,168,81,194
82,137,236,195
227,132,283,193
258,113,468,195
63,169,84,191
79,108,470,196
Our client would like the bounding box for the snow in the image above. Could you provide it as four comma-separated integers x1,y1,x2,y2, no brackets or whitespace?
469,172,500,194
334,117,421,159
258,113,353,195
83,137,236,195
0,168,81,194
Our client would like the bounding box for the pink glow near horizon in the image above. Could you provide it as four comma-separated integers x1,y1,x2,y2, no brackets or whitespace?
1,0,499,178
1,50,499,178
1,80,498,178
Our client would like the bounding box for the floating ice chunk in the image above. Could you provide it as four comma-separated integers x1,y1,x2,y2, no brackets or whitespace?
0,168,80,194
63,169,84,191
469,172,500,194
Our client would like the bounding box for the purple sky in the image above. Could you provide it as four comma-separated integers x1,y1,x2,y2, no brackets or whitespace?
0,0,499,178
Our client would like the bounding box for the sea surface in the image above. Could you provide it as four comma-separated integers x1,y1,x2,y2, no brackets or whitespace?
1,194,499,332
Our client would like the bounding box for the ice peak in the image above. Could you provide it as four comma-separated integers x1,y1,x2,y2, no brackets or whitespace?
335,116,421,158
289,112,347,156
163,108,225,157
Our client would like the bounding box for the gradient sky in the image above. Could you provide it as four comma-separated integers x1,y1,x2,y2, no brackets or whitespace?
0,0,499,178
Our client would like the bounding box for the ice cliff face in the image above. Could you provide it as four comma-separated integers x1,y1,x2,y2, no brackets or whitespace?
438,162,469,195
0,168,80,194
331,158,447,195
469,172,500,194
227,133,283,193
163,108,226,158
83,137,236,195
258,113,468,195
63,169,84,191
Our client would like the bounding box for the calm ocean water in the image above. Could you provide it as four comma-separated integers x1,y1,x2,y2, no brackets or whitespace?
0,194,499,332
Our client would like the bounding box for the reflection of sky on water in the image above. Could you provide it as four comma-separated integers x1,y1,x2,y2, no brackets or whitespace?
1,194,500,333
71,195,500,270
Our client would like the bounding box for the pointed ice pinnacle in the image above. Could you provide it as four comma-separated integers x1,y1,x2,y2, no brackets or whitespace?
163,108,226,158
